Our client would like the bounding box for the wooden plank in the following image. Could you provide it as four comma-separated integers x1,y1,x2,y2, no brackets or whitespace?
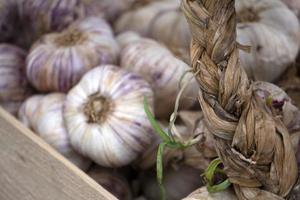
0,107,117,200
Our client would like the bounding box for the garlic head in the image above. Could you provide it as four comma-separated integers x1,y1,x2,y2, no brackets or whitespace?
26,17,119,92
64,65,154,167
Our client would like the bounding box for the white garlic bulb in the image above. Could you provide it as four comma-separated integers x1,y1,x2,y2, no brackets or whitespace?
26,16,119,92
118,32,198,119
64,65,154,167
183,187,237,200
115,0,190,60
19,94,92,171
141,165,203,200
88,166,132,200
0,44,31,116
236,0,300,82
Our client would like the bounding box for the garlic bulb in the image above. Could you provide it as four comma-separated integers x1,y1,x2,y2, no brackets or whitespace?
183,187,237,200
236,0,300,82
0,44,31,116
19,94,92,171
118,32,198,119
115,0,190,60
26,17,119,92
141,165,202,200
64,65,154,167
88,166,132,200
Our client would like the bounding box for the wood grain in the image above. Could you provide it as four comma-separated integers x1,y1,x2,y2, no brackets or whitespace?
0,107,117,200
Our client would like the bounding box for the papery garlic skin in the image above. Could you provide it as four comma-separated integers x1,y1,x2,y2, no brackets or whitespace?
0,44,30,116
19,94,92,171
26,17,119,92
64,65,154,167
115,0,190,60
281,0,300,19
118,32,198,119
141,165,202,200
183,187,237,200
236,0,300,82
88,166,132,200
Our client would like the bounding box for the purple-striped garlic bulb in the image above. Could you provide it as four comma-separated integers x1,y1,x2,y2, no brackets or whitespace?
115,0,190,61
88,166,132,200
118,32,198,119
18,93,92,171
0,44,31,116
64,65,154,167
183,187,237,200
26,17,119,92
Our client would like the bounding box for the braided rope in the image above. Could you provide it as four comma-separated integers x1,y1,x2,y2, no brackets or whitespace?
181,0,297,199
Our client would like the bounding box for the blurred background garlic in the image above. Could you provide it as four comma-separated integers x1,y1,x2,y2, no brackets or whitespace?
118,32,198,119
0,44,31,116
183,187,237,200
26,17,119,92
236,0,300,82
64,65,154,167
116,0,300,82
115,0,190,62
88,165,132,200
141,164,203,200
18,93,92,171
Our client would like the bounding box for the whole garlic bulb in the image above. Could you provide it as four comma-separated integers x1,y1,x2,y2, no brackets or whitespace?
18,94,92,171
88,166,132,200
115,0,190,60
141,165,202,200
26,17,119,92
236,0,300,82
0,44,30,116
64,65,154,167
183,187,237,200
118,32,198,119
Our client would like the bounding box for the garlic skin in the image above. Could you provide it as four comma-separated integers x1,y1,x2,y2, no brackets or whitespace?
0,44,30,116
236,0,300,82
183,187,237,200
19,94,92,171
64,65,154,167
281,0,300,19
118,32,198,119
115,0,190,60
141,165,202,200
88,166,132,200
26,17,119,92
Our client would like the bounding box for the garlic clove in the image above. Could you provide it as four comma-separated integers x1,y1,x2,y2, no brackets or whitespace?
183,186,237,200
141,164,203,200
19,93,92,171
88,166,132,200
26,16,119,92
119,34,198,119
64,65,154,167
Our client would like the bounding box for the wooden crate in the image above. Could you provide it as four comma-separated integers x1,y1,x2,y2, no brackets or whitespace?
0,107,117,200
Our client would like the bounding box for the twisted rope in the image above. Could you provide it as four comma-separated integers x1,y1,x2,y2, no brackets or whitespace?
181,0,297,199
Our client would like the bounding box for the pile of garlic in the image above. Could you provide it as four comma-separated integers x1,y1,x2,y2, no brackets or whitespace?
0,0,300,199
